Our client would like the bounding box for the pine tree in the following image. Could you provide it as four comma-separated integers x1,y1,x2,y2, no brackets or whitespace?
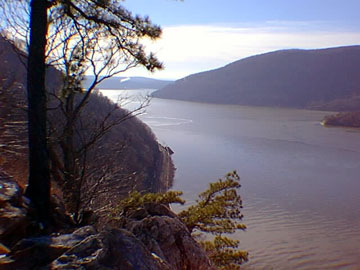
179,171,248,269
115,171,248,269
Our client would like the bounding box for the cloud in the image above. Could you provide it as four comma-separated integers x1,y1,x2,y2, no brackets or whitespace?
123,23,360,79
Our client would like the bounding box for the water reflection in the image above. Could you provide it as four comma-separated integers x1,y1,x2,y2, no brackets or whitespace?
101,89,360,270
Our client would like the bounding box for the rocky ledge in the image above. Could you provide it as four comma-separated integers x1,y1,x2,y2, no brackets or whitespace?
0,172,214,270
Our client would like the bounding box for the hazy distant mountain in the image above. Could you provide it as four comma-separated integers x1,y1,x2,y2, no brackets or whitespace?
84,76,172,90
153,46,360,111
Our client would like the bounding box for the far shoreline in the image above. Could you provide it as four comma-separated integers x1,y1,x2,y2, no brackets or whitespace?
321,112,360,128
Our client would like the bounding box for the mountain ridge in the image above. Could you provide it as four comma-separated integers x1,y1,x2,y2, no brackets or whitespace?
153,46,360,111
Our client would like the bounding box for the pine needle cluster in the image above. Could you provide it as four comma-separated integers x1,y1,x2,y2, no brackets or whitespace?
115,190,185,212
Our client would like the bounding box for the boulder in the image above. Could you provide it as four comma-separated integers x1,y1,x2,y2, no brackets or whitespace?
49,228,172,270
122,204,214,270
1,225,171,270
0,171,29,248
0,226,96,270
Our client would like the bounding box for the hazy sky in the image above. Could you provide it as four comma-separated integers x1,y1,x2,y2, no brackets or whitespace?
120,0,360,79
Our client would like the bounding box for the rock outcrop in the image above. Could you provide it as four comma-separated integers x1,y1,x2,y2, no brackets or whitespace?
0,173,214,270
153,145,175,193
0,171,29,248
119,203,214,270
2,226,171,270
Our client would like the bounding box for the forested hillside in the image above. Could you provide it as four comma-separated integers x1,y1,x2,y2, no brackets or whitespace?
0,35,174,215
153,46,360,111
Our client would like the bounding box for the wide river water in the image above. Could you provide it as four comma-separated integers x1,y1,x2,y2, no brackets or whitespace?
101,89,360,270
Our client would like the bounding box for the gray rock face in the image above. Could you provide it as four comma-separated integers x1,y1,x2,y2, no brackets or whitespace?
1,226,97,269
2,225,171,270
128,216,213,270
50,228,172,270
121,203,214,270
0,172,29,248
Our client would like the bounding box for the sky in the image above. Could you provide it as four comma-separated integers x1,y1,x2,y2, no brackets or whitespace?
120,0,360,80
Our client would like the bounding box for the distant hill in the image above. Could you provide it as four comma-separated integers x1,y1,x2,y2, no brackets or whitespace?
84,76,172,90
322,112,360,128
153,46,360,111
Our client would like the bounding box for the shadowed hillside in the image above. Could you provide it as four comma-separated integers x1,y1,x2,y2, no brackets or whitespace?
0,35,174,215
153,46,360,110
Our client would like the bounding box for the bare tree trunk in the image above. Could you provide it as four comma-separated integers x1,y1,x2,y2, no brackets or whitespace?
62,91,80,219
24,0,51,227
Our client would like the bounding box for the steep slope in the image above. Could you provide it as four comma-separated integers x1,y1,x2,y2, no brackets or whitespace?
153,46,360,110
0,35,174,212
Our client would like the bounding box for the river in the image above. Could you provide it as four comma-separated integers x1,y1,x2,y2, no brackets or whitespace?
101,89,360,270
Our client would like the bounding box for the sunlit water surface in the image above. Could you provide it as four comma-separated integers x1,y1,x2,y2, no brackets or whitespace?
101,89,360,270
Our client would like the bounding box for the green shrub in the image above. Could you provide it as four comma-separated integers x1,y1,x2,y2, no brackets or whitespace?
115,190,185,211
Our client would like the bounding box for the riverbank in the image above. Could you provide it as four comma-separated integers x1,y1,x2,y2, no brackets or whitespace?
321,111,360,128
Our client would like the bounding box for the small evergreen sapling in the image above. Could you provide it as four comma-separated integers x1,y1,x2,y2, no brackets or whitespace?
115,171,248,269
179,171,248,270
